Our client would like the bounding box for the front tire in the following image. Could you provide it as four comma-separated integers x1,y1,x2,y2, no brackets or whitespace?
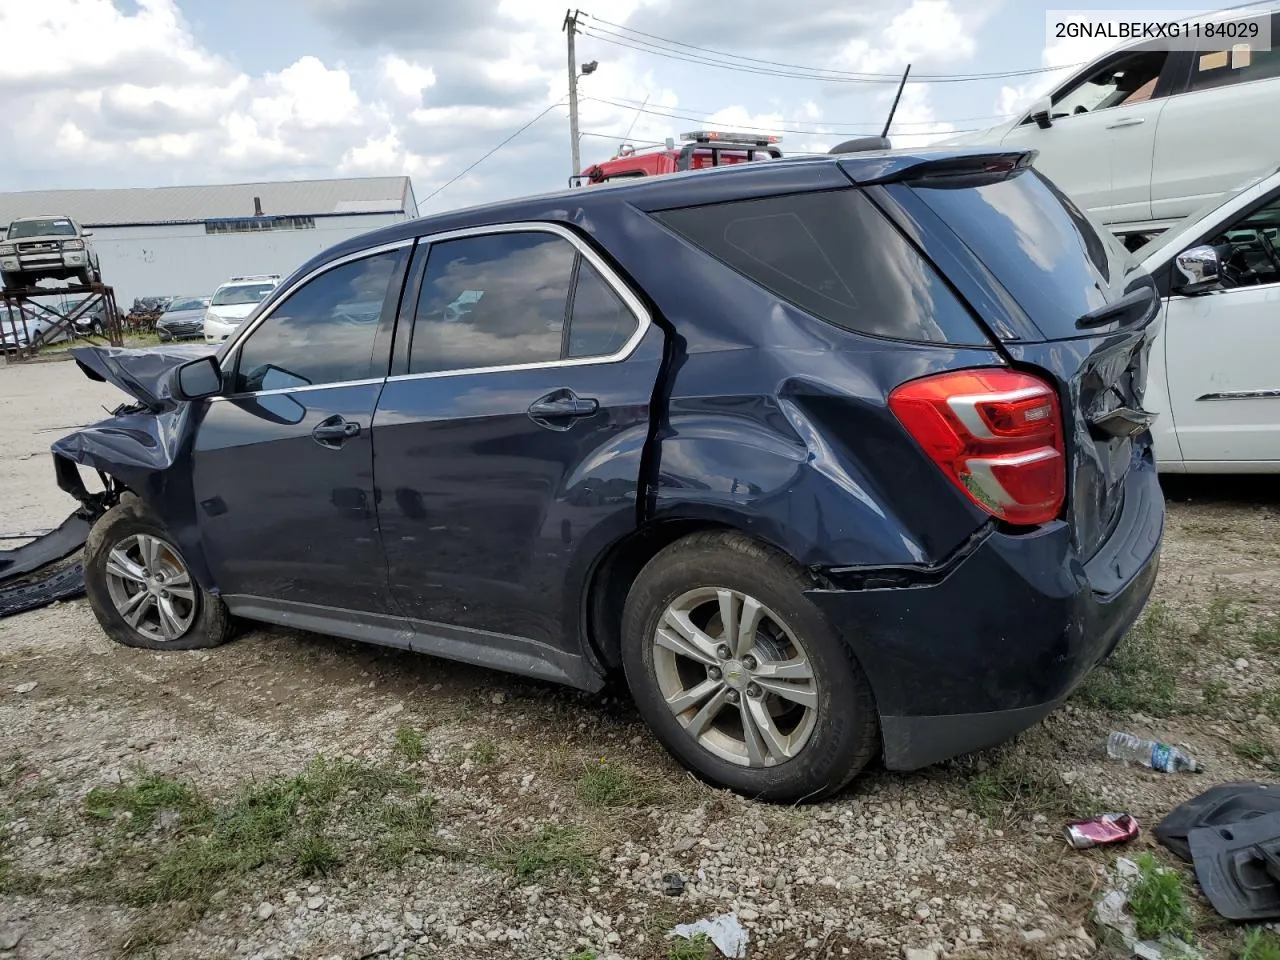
621,531,879,803
84,495,234,651
2,271,26,290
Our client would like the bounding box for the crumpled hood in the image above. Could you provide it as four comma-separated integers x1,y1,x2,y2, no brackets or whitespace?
71,343,216,411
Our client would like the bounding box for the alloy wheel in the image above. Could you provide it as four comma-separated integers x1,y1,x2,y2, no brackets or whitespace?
103,533,198,643
652,587,818,767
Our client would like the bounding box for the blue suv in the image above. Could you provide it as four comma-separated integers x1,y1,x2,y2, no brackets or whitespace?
54,147,1163,802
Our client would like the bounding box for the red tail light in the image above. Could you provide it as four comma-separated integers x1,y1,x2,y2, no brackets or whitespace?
888,368,1065,526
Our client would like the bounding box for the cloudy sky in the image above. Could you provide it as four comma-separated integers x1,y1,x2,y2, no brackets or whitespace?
0,0,1220,216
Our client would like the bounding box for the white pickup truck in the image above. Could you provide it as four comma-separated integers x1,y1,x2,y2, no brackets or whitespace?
0,216,101,290
949,8,1280,245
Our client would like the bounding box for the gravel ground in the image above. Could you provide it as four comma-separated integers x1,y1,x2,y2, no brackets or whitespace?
1,355,1279,960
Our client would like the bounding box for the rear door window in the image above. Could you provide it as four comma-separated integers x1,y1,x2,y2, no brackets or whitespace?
1187,14,1280,91
654,188,987,344
408,230,642,374
900,168,1137,337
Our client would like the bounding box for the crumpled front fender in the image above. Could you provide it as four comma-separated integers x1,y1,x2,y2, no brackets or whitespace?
51,346,216,590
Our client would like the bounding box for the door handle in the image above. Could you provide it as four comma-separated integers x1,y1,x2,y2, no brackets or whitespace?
527,391,599,430
312,415,361,448
1106,117,1146,129
529,397,598,417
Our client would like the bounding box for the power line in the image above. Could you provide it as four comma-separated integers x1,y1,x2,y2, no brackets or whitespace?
579,18,1082,83
419,99,566,205
597,92,1016,128
583,1,1279,82
582,96,978,138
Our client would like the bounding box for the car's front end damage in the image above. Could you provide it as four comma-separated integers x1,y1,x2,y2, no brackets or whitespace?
1,345,214,615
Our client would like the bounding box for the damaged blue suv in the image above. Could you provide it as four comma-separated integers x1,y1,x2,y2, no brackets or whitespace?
54,147,1163,802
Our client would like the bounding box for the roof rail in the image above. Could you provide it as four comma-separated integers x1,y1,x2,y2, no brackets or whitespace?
227,274,281,282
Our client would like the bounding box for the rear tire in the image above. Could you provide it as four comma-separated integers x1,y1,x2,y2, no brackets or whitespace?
621,530,879,803
84,495,234,652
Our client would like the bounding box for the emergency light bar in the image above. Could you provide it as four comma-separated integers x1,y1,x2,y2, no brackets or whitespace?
680,130,782,146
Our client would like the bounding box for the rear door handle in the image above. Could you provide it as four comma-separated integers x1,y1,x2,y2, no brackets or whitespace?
528,391,599,430
1106,117,1146,129
312,415,361,448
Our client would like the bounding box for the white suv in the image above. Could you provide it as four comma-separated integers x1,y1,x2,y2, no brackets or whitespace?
949,8,1280,242
204,275,281,344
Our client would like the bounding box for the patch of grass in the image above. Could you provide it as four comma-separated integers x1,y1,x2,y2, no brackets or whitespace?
1199,679,1228,712
493,825,593,881
373,795,439,867
1128,852,1194,943
668,933,712,960
1233,739,1272,764
1241,927,1280,960
1249,689,1280,721
1250,617,1280,653
82,758,435,909
1077,601,1180,717
1195,595,1245,642
966,749,1098,823
565,950,599,960
472,736,498,766
577,761,664,809
393,725,425,761
85,769,208,834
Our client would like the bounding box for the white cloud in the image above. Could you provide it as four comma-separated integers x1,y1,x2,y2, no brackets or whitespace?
378,55,437,104
834,0,978,75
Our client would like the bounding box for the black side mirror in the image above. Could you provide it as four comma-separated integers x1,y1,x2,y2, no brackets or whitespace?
1173,245,1223,296
1028,96,1053,129
172,355,223,401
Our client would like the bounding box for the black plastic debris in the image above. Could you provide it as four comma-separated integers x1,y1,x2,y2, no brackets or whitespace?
1156,782,1280,863
0,563,86,618
663,872,685,897
0,511,89,585
1189,810,1280,921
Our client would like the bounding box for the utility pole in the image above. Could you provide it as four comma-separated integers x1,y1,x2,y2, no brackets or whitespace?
563,9,582,178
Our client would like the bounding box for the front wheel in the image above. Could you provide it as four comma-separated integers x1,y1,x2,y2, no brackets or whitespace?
2,271,26,290
84,495,234,651
621,531,879,803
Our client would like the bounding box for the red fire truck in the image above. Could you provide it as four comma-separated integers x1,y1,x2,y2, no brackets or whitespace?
573,131,783,186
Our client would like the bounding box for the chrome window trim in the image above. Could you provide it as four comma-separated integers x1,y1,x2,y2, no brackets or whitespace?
214,238,415,399
212,222,650,401
386,221,651,384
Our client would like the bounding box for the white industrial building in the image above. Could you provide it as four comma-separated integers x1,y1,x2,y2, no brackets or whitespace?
0,176,418,307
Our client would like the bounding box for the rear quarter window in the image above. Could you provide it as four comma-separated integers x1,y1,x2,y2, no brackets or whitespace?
653,188,989,344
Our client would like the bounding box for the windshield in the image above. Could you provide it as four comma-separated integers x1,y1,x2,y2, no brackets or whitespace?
166,297,209,312
212,283,274,306
1133,167,1280,261
7,218,77,239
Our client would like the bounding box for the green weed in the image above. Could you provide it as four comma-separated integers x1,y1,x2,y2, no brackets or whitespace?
1128,852,1193,943
1077,602,1180,716
1241,927,1280,960
393,725,425,761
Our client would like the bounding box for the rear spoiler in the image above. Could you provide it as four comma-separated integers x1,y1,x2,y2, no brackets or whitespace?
840,149,1039,187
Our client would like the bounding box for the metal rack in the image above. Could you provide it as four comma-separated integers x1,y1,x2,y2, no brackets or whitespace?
1,282,124,359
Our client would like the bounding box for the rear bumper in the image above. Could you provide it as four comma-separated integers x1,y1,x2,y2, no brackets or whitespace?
807,454,1163,770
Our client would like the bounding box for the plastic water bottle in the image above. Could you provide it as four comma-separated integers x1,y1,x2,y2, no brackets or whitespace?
1106,731,1202,773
